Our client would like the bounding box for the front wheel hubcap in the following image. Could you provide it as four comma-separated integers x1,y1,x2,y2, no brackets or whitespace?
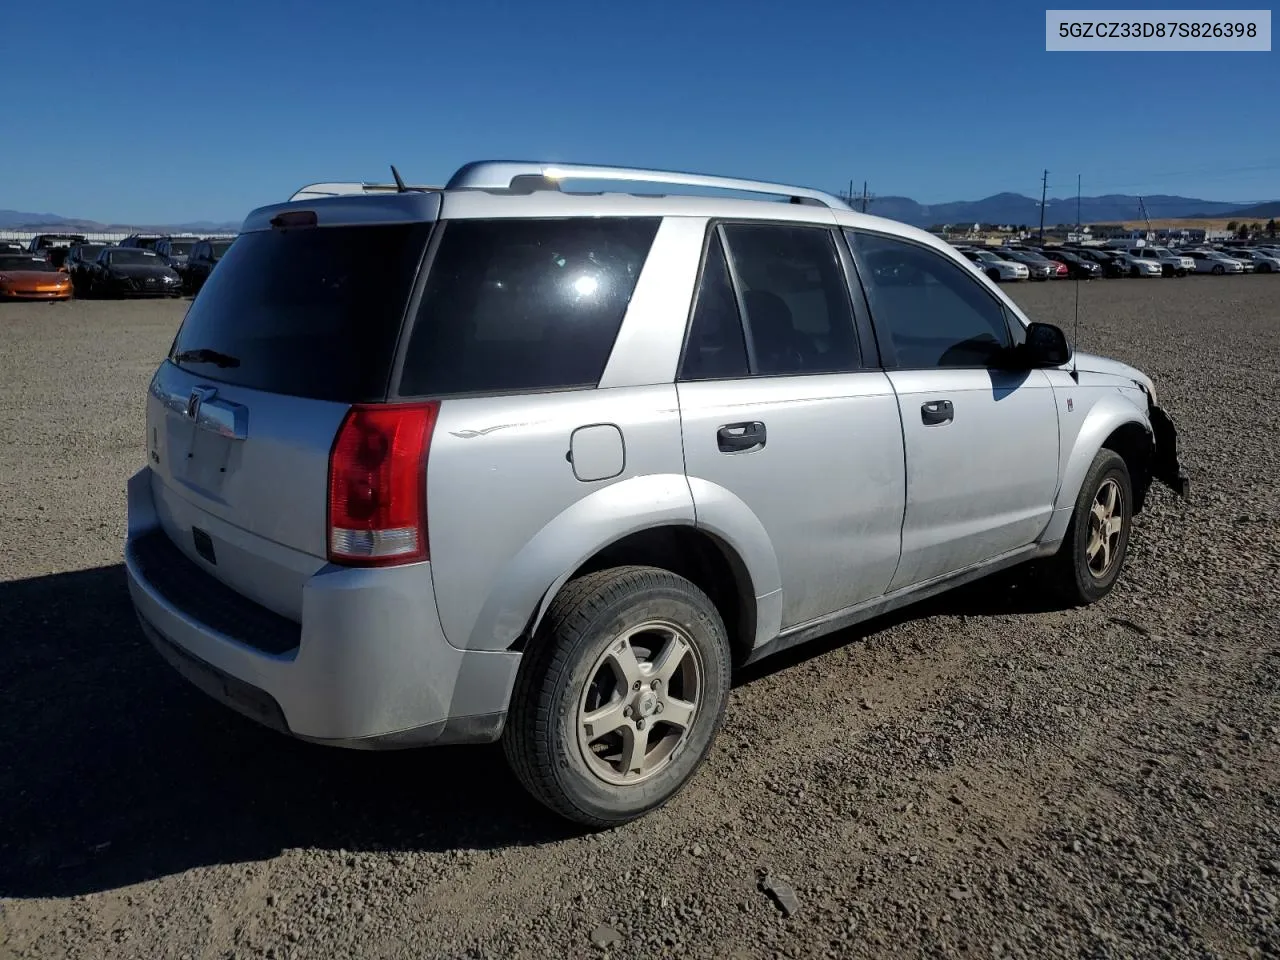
576,620,703,786
1086,478,1124,577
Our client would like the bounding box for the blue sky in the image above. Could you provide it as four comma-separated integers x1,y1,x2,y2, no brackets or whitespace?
1,0,1276,223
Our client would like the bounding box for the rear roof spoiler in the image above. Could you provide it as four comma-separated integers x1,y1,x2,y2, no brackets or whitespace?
289,182,442,202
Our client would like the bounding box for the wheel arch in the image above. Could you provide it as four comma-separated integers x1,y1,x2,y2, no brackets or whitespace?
535,525,761,668
1100,420,1154,514
1042,393,1154,545
514,481,784,669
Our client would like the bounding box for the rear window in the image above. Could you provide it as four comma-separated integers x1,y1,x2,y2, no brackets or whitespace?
170,222,433,402
397,217,660,397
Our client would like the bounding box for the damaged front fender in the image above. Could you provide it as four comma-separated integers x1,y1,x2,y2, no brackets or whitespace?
1148,401,1190,499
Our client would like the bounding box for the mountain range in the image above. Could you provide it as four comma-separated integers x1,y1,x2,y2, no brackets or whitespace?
1,192,1277,233
0,209,241,234
838,193,1278,228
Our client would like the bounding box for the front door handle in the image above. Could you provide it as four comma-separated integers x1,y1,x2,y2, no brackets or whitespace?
717,421,766,453
921,400,954,426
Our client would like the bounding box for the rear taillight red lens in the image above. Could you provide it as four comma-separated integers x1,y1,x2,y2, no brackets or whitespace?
327,402,439,566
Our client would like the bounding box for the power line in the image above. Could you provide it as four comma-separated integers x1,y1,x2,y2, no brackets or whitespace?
837,179,875,213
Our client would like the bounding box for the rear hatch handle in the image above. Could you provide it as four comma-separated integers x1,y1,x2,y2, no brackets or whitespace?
186,385,248,440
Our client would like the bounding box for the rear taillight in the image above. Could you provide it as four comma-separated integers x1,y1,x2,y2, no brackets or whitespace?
327,402,439,566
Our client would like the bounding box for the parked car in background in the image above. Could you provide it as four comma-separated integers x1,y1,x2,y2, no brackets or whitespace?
63,242,111,294
1022,250,1070,278
1125,246,1193,277
0,240,26,254
119,233,169,251
960,249,1029,282
26,233,88,268
0,253,73,301
1109,251,1163,278
155,238,198,282
84,247,183,298
1185,250,1245,275
183,237,234,294
1071,249,1130,278
1228,249,1280,273
994,248,1055,280
1038,248,1102,280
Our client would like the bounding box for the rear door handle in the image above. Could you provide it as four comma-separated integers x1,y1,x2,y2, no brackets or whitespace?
717,421,766,453
921,400,954,426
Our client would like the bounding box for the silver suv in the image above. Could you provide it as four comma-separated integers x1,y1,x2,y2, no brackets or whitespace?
124,160,1189,826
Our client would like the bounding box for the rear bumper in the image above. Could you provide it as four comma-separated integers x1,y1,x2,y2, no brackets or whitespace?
124,468,522,747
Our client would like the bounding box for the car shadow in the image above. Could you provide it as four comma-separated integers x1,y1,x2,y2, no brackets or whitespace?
734,565,1064,686
0,561,1067,899
0,564,582,900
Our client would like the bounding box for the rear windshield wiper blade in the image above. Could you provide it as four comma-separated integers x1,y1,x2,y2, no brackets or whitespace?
173,348,241,368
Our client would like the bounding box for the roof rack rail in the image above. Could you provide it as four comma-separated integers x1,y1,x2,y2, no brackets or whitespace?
444,161,852,211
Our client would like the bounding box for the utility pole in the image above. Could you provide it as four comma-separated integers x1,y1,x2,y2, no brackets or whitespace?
861,180,869,213
1076,173,1082,233
1039,169,1049,241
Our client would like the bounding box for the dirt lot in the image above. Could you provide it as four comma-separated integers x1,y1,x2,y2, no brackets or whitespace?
1,277,1278,960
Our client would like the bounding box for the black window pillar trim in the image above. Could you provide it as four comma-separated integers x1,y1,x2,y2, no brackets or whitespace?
715,223,761,377
833,227,885,370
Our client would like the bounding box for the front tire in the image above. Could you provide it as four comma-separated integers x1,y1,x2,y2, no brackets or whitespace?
504,566,732,827
1212,264,1225,275
1045,449,1134,606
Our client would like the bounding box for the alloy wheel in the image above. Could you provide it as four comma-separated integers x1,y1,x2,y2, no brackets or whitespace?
576,620,703,786
1086,478,1125,578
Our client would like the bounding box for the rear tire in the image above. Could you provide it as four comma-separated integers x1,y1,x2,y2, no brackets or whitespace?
503,565,732,828
1044,449,1133,607
1212,264,1225,275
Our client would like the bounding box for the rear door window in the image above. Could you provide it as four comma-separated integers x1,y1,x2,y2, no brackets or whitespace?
170,222,434,402
718,222,860,377
397,217,659,397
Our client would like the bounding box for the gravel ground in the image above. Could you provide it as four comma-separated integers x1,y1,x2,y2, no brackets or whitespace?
1,277,1278,960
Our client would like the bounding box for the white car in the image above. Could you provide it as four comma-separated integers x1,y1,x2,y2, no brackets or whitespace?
1127,246,1194,277
1228,249,1280,273
1185,250,1245,274
1110,251,1163,277
960,249,1030,282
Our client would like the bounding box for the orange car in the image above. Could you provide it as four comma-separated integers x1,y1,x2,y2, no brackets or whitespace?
0,253,73,301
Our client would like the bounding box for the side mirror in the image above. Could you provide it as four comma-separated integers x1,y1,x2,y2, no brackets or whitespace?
1022,321,1072,367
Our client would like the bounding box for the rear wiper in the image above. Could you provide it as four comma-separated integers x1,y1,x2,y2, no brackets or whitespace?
173,348,241,368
